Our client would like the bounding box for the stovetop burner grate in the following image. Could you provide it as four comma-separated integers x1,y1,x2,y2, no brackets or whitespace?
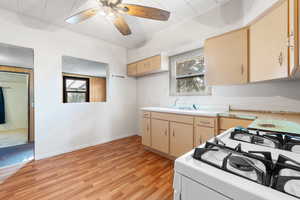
193,141,300,199
230,127,300,153
193,142,273,185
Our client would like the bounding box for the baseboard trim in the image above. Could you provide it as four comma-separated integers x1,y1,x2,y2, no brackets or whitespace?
144,146,176,161
35,133,138,160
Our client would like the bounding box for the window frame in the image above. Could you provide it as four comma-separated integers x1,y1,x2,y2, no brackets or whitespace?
63,76,90,103
169,48,211,96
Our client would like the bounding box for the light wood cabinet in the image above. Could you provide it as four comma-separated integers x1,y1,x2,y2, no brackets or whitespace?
204,0,300,84
145,112,217,158
219,117,253,133
136,56,160,75
170,122,194,157
151,119,169,154
90,77,106,102
141,111,255,158
194,117,215,128
152,112,194,124
250,0,289,82
127,63,137,76
127,55,168,77
142,118,151,147
194,126,215,147
205,28,249,86
297,0,300,75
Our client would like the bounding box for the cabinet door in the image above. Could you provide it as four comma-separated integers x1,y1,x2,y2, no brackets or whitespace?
250,0,289,82
149,55,161,71
170,122,193,157
151,119,169,154
205,28,248,85
142,118,151,147
194,126,215,147
90,77,106,102
136,59,150,75
137,60,146,75
127,63,137,76
289,0,299,75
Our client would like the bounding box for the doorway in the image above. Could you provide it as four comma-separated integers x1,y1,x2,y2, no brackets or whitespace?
0,66,34,168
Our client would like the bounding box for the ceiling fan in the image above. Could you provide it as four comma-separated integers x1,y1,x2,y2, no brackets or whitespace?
65,0,170,36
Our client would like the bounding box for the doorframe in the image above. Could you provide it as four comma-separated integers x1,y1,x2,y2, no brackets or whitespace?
0,66,34,142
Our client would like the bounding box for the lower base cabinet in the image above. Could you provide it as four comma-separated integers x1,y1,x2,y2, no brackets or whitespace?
142,111,255,159
194,126,215,147
142,118,151,146
151,119,169,154
170,122,194,157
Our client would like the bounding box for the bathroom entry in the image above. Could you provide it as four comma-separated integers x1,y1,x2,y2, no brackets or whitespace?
0,66,34,168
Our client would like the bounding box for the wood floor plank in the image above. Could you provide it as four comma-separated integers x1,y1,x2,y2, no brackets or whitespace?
0,136,174,200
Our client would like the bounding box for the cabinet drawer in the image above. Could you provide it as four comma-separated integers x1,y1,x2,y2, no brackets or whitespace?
219,117,253,130
194,117,215,128
143,111,151,118
151,112,194,124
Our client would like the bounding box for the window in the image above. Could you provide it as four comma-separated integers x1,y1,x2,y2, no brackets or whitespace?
170,48,211,96
63,76,90,103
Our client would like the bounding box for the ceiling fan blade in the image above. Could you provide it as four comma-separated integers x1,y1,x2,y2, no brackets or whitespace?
109,0,122,6
112,15,132,36
66,8,100,24
119,4,170,21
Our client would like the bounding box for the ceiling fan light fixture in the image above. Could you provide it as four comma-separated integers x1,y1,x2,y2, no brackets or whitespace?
105,12,117,21
66,0,170,36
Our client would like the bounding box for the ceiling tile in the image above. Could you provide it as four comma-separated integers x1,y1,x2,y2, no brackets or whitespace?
0,0,18,12
0,0,237,48
42,0,77,23
18,0,46,18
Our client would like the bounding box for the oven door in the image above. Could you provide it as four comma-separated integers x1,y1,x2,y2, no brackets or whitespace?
181,176,231,200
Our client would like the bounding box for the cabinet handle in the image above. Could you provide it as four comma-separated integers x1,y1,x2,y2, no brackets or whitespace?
173,129,175,137
147,124,149,132
164,129,168,136
278,52,283,66
287,32,295,49
199,121,210,124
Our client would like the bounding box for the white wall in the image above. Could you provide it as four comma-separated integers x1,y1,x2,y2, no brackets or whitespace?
0,8,137,159
0,42,34,69
0,74,28,131
128,0,249,62
129,0,300,133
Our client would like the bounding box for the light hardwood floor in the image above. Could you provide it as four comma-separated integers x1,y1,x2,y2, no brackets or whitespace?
0,136,174,200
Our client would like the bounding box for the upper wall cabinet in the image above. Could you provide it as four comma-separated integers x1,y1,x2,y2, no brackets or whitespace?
204,0,300,85
293,0,299,76
127,54,168,77
205,27,249,85
250,0,290,82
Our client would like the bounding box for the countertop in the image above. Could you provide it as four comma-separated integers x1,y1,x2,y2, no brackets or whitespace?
141,107,220,117
141,107,300,133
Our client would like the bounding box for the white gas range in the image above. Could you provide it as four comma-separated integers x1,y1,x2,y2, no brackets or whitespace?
173,127,300,200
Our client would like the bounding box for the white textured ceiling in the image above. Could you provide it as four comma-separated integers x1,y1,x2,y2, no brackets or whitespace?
0,0,231,48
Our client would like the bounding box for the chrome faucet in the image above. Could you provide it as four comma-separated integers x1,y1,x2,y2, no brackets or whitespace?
174,98,180,107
